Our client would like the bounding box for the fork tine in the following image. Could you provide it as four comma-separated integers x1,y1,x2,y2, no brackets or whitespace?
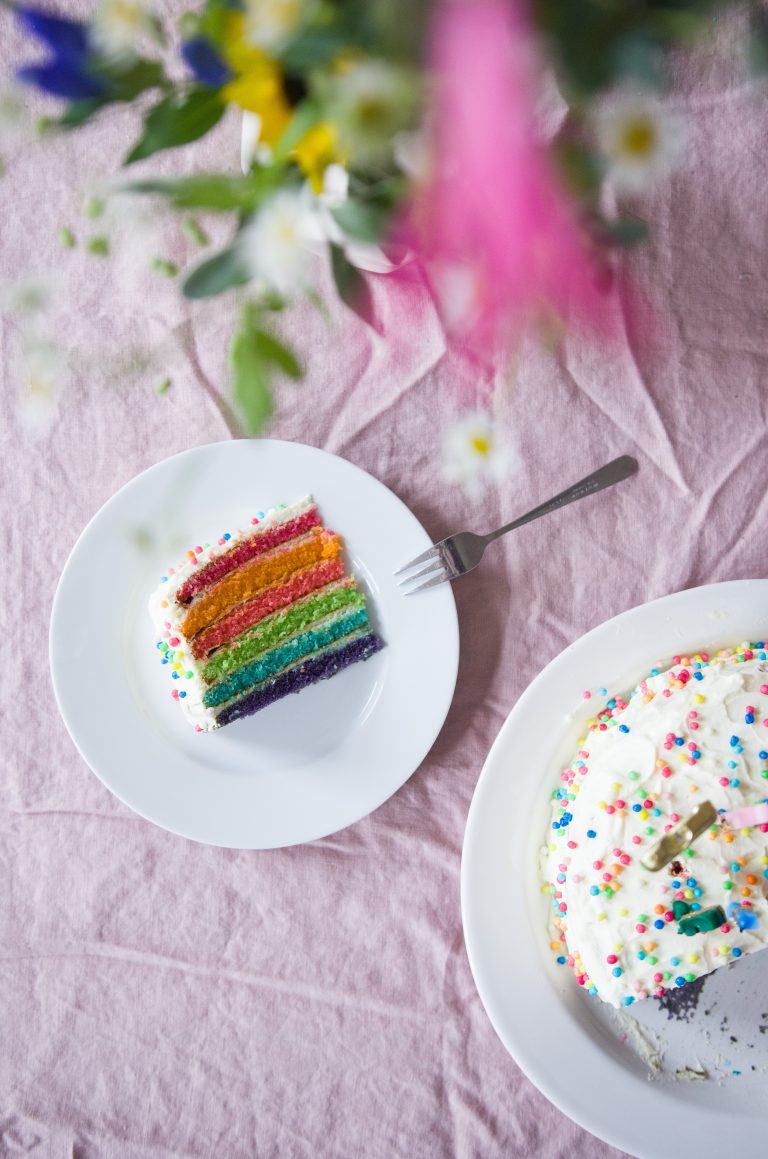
396,557,445,587
394,544,441,576
402,567,450,595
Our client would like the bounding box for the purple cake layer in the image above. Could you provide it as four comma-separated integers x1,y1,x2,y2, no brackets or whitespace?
215,632,383,727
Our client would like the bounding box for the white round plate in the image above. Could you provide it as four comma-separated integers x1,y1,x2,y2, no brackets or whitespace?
462,580,768,1159
50,440,458,848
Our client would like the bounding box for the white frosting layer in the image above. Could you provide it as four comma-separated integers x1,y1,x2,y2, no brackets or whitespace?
148,497,314,731
542,645,768,1007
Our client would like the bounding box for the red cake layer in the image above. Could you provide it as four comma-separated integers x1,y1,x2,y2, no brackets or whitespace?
175,507,321,607
190,556,346,659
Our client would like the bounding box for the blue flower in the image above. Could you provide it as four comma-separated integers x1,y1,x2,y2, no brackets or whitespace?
181,38,232,89
15,5,108,100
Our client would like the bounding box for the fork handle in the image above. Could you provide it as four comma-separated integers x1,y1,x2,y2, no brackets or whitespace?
483,455,639,544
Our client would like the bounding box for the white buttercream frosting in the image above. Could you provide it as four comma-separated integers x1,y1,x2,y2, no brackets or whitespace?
542,643,768,1007
147,497,314,731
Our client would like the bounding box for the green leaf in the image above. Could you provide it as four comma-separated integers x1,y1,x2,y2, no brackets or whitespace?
121,174,262,211
125,87,225,165
253,330,302,378
330,199,392,242
108,58,166,101
330,244,373,322
182,246,250,299
273,100,321,160
58,97,109,129
231,304,274,434
601,217,649,248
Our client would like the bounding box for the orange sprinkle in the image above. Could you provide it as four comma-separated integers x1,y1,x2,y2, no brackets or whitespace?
741,887,752,897
654,904,665,914
723,832,735,843
181,530,341,638
746,874,758,885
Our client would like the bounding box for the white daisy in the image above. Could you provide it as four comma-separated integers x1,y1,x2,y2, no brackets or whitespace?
239,189,317,296
16,338,66,437
441,410,515,499
594,94,686,194
90,0,157,62
243,0,312,53
324,60,421,166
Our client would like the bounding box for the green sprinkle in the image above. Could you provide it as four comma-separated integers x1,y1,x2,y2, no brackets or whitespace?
663,971,672,981
151,257,178,277
645,827,655,836
647,955,657,965
761,769,768,779
603,887,614,897
59,226,76,249
154,377,172,396
685,973,696,982
87,236,109,256
182,216,209,246
628,771,640,781
684,848,695,858
85,196,106,219
723,881,733,890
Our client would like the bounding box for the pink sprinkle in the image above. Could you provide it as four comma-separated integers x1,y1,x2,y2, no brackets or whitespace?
164,621,171,629
664,911,673,922
745,650,754,660
690,721,699,730
687,758,697,766
613,847,622,856
644,799,653,809
746,706,756,714
761,684,768,695
567,840,577,849
583,690,592,699
605,805,615,814
558,903,567,913
615,799,626,809
670,813,680,823
723,802,768,828
593,860,603,870
664,824,673,832
721,923,731,933
719,777,730,786
662,689,672,698
576,974,586,986
673,655,681,665
701,653,710,661
763,719,768,728
171,689,179,699
663,741,673,751
195,545,202,554
169,637,180,647
635,923,646,933
665,732,676,742
620,854,631,865
168,567,175,576
661,766,672,778
653,972,663,984
251,517,260,525
631,835,642,844
687,742,696,751
566,955,575,967
688,710,698,719
606,954,618,964
602,872,612,882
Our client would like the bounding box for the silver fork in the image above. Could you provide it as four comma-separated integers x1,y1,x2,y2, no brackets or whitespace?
396,455,638,594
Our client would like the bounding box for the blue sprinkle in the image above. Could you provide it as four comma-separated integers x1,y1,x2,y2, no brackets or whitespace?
607,698,616,708
693,887,702,898
675,976,686,988
587,829,596,838
670,956,680,967
160,576,168,583
692,750,701,759
589,885,599,896
686,878,697,887
761,751,768,761
746,713,755,724
223,533,231,540
561,812,572,823
156,642,163,650
757,642,765,648
730,736,740,747
161,658,168,665
557,873,566,882
589,986,598,996
760,652,767,661
693,671,704,680
171,672,179,680
731,778,741,788
622,996,635,1006
650,668,660,677
671,880,680,889
674,737,684,746
690,902,701,912
619,724,629,733
612,966,622,977
728,760,737,769
179,691,187,698
632,804,642,813
652,807,661,816
732,947,743,958
654,919,665,930
551,821,560,830
556,955,566,965
257,511,265,519
730,862,741,873
637,950,646,960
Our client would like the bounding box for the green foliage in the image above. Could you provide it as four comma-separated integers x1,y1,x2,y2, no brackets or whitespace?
330,244,373,322
121,174,264,211
230,303,301,434
183,246,251,299
330,199,392,242
126,88,225,165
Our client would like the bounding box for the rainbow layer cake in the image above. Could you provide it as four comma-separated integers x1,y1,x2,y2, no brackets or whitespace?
543,642,768,1008
148,496,383,731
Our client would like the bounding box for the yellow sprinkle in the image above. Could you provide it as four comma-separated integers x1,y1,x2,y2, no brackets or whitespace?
689,785,699,793
619,908,629,918
684,889,693,900
760,856,768,866
550,940,561,950
741,828,751,838
688,952,699,964
612,782,622,793
598,801,607,810
598,912,607,921
639,809,649,820
719,945,730,957
694,694,705,704
644,941,656,952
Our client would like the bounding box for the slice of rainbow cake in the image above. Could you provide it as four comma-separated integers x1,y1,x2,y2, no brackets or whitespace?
148,497,383,731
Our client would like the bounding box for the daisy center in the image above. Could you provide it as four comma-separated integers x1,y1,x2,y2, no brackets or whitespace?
470,434,491,457
620,118,657,159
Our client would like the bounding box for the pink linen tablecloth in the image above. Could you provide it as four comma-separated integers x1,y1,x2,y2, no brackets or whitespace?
3,8,768,1158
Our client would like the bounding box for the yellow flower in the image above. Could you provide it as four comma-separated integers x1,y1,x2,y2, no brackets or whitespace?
293,122,341,191
220,12,290,145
